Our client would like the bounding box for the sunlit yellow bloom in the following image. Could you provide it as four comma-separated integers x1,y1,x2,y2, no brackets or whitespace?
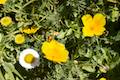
0,0,7,4
15,34,25,44
0,16,12,26
99,77,106,80
82,13,106,37
20,26,39,34
19,48,40,69
41,40,69,63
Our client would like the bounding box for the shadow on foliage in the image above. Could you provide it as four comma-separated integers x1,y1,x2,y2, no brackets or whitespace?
107,63,120,80
15,59,55,80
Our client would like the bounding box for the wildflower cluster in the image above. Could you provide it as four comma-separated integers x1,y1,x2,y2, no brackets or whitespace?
0,0,120,80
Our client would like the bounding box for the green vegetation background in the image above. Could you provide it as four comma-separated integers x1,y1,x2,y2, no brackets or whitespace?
0,0,120,80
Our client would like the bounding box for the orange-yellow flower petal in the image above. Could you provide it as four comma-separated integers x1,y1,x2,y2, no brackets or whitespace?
41,41,52,55
41,40,69,63
82,25,105,37
94,26,105,36
0,0,7,4
81,14,92,27
30,26,39,33
82,26,94,37
93,13,106,27
20,26,39,34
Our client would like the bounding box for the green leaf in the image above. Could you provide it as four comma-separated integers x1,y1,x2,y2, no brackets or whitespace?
0,33,3,43
113,31,120,41
3,62,24,80
16,77,20,80
2,63,15,80
66,29,73,36
0,69,5,80
5,73,14,80
57,31,66,39
75,31,80,38
17,22,24,28
82,65,95,72
111,6,119,22
107,0,118,3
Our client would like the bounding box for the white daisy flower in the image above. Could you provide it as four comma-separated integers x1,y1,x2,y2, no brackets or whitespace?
19,48,40,69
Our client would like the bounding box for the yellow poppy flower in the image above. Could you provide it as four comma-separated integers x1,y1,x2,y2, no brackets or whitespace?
0,16,12,26
20,26,39,34
15,34,25,44
82,13,106,37
99,77,106,80
0,0,7,4
41,40,69,63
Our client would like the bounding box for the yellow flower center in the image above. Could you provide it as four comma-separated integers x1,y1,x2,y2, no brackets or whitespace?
15,34,25,44
90,26,94,31
0,16,12,26
24,53,35,64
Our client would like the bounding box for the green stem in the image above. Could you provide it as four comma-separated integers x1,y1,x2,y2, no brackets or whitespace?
95,37,100,46
22,0,36,8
